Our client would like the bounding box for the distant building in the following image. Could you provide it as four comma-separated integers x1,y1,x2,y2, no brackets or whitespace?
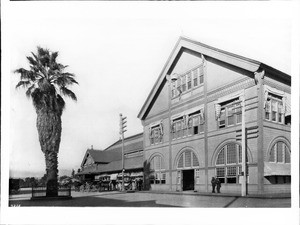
77,133,144,190
137,36,291,194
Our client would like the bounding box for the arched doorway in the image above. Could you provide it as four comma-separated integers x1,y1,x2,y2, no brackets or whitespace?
176,149,200,191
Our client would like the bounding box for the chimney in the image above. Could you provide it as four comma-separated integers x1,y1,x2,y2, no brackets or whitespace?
91,145,93,150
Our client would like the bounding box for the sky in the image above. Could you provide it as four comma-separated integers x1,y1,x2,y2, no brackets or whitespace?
3,1,298,178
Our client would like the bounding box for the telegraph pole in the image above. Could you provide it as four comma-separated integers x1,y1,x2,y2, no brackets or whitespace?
119,113,127,192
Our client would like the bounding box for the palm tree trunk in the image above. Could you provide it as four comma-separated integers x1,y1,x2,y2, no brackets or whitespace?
36,109,62,197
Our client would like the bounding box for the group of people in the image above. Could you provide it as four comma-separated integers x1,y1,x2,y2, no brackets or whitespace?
211,177,221,193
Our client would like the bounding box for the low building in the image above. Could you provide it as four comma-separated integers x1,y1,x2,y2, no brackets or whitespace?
77,133,144,190
137,36,291,194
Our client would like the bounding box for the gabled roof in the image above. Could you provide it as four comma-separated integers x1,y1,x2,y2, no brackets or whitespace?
137,36,291,120
80,149,121,168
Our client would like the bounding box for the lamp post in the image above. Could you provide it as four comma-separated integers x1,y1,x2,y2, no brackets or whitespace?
119,113,127,192
167,73,178,191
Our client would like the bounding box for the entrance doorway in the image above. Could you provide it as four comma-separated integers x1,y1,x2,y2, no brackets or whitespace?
182,170,194,191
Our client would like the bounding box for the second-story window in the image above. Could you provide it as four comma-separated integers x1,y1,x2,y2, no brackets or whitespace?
218,98,241,129
149,123,163,145
187,72,192,90
193,69,198,87
265,93,284,124
181,75,187,92
172,108,205,140
264,85,291,125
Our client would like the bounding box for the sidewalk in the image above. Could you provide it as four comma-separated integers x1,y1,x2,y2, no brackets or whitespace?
140,190,291,199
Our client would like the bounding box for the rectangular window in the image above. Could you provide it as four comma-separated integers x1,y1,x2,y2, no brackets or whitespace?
265,93,284,124
227,143,237,164
161,173,166,184
155,173,160,184
193,70,198,87
187,72,192,90
195,169,200,184
219,109,226,128
216,167,225,177
199,67,204,84
181,76,186,92
150,125,163,145
177,171,181,184
185,151,192,167
150,173,155,184
277,142,284,163
176,79,181,97
218,98,241,129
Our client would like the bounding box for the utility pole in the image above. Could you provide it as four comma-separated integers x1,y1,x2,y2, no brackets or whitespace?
241,90,247,196
119,113,127,192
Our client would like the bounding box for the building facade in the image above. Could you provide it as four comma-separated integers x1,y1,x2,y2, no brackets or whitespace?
138,37,291,194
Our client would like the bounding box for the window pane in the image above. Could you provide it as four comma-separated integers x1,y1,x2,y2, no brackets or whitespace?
185,151,192,167
178,155,184,168
285,145,291,163
236,113,242,124
269,145,276,162
227,166,237,176
277,142,283,163
272,112,277,122
216,148,225,165
238,145,242,163
227,177,237,183
227,143,237,164
155,156,161,170
216,167,225,177
228,115,234,126
192,152,199,167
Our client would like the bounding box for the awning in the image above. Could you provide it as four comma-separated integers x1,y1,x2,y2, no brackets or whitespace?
264,162,291,176
110,173,118,180
130,171,144,177
214,90,244,119
95,174,109,180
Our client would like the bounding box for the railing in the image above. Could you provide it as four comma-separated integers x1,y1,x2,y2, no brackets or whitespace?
32,186,71,198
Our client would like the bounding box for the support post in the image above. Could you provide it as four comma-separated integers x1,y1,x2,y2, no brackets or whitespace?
241,89,247,197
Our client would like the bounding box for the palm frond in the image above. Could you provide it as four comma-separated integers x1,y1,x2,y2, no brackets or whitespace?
56,94,65,113
16,80,31,89
25,84,36,98
60,86,77,101
26,56,38,67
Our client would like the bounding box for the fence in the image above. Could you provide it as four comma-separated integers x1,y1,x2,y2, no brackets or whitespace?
32,186,71,198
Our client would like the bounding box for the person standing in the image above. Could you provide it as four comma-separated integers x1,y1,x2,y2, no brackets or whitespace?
211,177,216,193
216,177,221,193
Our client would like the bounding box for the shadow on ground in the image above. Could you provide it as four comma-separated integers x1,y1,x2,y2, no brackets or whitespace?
9,195,179,207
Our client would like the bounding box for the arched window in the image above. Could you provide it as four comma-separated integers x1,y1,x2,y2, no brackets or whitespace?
269,141,290,163
215,143,248,184
149,155,166,185
177,150,199,169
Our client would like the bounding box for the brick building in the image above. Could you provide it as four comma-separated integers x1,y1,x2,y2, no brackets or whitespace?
137,36,291,194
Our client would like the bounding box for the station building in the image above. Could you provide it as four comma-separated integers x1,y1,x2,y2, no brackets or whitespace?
77,133,144,188
137,36,291,194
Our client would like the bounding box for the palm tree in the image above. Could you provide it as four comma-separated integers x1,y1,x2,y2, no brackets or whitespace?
14,47,78,197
